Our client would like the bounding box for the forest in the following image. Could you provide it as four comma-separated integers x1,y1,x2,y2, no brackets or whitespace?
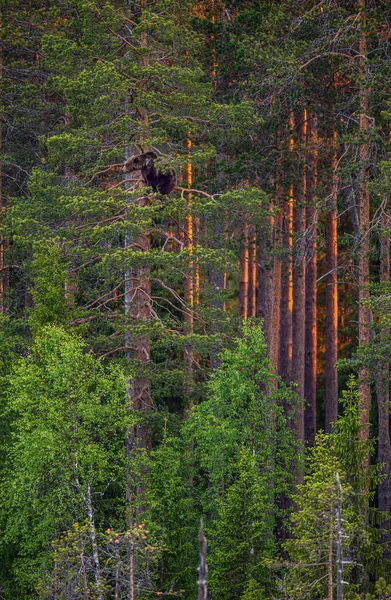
2,0,391,598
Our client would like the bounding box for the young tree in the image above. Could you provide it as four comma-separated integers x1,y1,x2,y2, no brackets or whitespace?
185,322,300,599
0,326,129,596
285,378,383,600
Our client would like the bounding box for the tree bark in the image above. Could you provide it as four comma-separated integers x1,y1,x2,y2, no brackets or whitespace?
278,117,294,385
328,510,333,600
304,113,318,446
270,128,284,373
198,519,208,600
248,226,257,318
257,207,274,351
336,473,344,600
357,0,371,444
325,130,339,432
292,109,307,445
239,223,249,320
86,484,103,600
184,137,196,413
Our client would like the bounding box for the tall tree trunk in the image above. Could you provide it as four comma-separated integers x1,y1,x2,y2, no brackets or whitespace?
248,226,257,318
270,128,284,373
376,214,391,559
292,108,307,445
357,0,371,444
239,223,249,320
278,117,294,384
257,205,274,351
124,10,153,518
184,137,195,412
325,130,339,432
304,113,318,446
210,146,226,370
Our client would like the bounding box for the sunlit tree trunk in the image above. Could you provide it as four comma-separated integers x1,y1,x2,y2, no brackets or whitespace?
304,113,318,446
184,137,196,412
292,108,307,445
278,117,294,384
325,130,339,432
248,227,257,318
239,223,249,320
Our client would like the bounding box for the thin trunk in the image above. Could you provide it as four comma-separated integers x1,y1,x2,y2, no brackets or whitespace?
376,215,391,559
336,473,344,600
198,519,208,600
304,113,318,446
64,272,77,307
79,533,90,600
325,130,339,432
292,108,307,445
357,0,371,443
328,511,333,600
86,485,103,600
129,538,135,600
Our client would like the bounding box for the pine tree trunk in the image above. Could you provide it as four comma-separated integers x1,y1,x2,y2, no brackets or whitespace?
124,20,153,514
304,113,318,446
239,223,249,320
336,473,344,600
124,196,152,459
278,119,294,384
248,226,257,318
270,128,284,373
292,109,307,444
257,207,274,351
184,137,195,412
210,146,226,370
325,130,339,432
357,1,371,444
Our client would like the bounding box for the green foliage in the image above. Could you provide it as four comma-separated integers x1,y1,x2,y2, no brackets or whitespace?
185,322,300,599
364,578,391,600
0,326,129,596
29,240,71,330
147,428,198,595
284,377,383,600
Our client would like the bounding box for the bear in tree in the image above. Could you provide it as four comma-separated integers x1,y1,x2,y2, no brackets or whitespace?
122,151,176,196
